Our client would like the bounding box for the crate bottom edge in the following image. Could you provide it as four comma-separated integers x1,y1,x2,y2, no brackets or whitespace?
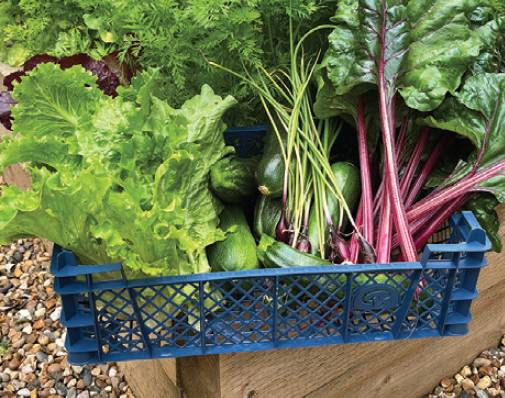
65,328,470,366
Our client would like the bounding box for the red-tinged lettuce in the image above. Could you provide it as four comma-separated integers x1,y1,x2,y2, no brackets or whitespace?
0,63,236,277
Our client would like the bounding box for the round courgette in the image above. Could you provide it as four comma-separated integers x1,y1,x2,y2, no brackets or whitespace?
207,206,259,272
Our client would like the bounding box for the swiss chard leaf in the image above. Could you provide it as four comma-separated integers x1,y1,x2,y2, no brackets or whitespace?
321,0,496,113
423,73,505,201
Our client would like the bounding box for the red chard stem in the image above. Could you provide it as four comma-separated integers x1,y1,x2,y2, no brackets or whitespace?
407,159,505,221
405,136,449,208
357,98,374,246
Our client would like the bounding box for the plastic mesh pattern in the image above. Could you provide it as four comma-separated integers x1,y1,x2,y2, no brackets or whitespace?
53,211,490,365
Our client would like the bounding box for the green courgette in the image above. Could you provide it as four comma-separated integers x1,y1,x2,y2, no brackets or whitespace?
253,196,282,239
257,234,330,268
256,152,284,197
207,206,259,272
255,130,285,198
257,234,408,297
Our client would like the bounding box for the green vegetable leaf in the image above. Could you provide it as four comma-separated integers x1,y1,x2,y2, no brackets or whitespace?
321,0,495,113
0,167,112,264
11,63,100,142
0,64,236,277
423,73,505,200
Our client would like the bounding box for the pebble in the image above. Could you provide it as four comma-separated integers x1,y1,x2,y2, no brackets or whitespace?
462,366,473,378
476,390,489,398
37,335,49,345
475,358,493,368
35,352,48,362
33,308,46,319
488,388,500,397
21,324,32,335
55,381,67,395
488,349,501,358
8,358,21,370
49,307,61,322
17,388,31,397
477,376,492,390
462,378,476,391
81,367,92,386
16,310,32,322
33,319,45,330
111,376,120,389
0,238,134,398
46,363,61,375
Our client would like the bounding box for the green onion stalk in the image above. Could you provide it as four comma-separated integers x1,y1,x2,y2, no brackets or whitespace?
210,19,359,261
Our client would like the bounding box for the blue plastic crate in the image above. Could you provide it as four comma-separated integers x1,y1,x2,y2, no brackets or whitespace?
50,126,492,365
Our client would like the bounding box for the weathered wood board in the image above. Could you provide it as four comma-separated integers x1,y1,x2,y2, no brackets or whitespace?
129,207,505,398
118,359,179,398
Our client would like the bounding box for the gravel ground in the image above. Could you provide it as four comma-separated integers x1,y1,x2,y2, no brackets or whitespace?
428,336,505,398
0,236,135,398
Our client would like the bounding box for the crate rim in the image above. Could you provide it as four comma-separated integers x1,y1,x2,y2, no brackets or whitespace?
51,211,491,289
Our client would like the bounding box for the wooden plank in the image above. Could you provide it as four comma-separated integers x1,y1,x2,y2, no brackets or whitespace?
118,360,180,398
217,207,505,398
177,356,221,398
218,277,505,398
160,359,177,387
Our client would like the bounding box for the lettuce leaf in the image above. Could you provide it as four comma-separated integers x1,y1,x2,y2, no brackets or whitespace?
0,63,236,277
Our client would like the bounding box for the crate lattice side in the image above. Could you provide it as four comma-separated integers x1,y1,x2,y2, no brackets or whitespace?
52,211,490,365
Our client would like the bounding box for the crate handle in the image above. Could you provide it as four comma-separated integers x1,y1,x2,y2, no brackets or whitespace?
420,211,491,266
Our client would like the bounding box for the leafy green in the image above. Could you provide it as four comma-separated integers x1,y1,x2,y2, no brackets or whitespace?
320,0,497,113
0,1,333,124
423,73,505,201
315,0,504,259
0,63,236,277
